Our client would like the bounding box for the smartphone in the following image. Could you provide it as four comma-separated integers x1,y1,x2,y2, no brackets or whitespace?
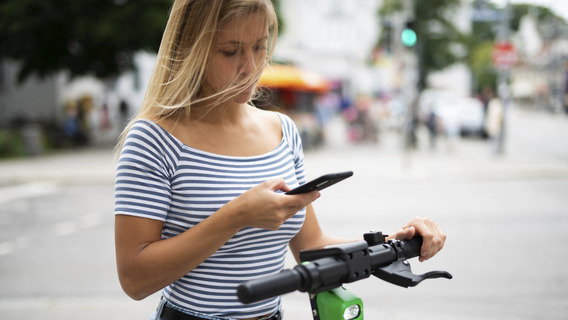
285,171,353,195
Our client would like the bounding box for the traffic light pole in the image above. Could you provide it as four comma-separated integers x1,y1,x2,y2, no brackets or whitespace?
495,0,512,155
401,0,419,153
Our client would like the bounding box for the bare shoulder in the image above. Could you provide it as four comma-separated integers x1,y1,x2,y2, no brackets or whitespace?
146,116,185,138
147,115,173,130
250,106,282,133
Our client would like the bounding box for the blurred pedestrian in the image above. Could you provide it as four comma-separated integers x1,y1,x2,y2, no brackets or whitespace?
63,104,80,140
426,108,439,150
118,100,130,128
438,104,460,153
113,1,447,319
62,102,87,146
485,97,503,140
478,86,494,119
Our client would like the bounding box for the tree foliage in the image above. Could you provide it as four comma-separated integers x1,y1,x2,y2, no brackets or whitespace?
271,0,284,35
0,0,285,85
510,3,567,36
0,0,172,83
379,0,568,94
378,0,466,91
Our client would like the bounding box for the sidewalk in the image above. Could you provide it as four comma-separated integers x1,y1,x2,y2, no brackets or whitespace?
1,122,567,187
306,130,568,185
0,146,116,186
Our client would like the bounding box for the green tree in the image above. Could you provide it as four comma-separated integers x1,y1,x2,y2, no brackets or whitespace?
378,0,466,91
271,0,284,35
467,0,501,93
0,0,286,84
0,0,172,83
510,3,567,36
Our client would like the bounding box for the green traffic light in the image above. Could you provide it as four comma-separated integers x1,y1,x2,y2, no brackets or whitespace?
401,28,417,47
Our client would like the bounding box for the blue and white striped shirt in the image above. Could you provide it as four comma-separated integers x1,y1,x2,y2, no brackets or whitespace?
114,112,307,318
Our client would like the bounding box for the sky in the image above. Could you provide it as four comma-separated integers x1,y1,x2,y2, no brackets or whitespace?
492,0,568,20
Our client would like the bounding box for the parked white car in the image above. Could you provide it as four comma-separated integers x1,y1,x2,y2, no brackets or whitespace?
456,97,487,137
418,90,487,138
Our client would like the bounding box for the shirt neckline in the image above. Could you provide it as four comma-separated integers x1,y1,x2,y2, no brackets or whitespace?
140,116,286,160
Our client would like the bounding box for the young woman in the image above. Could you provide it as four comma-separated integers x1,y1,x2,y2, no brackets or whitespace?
114,1,446,319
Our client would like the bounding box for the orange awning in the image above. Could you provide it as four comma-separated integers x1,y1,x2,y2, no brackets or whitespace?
258,64,330,93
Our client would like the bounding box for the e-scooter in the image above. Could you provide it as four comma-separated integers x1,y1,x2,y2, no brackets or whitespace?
238,231,452,320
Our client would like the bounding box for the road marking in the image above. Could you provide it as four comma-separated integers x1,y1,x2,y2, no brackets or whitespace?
0,182,60,205
0,241,15,255
53,220,79,237
0,235,32,255
0,214,105,256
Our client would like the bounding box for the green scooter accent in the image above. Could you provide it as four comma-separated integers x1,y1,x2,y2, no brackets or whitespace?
311,287,363,320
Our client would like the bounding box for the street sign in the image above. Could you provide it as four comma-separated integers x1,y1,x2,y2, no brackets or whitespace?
472,8,503,22
492,41,518,70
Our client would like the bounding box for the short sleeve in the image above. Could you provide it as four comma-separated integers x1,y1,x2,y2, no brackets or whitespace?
114,120,178,221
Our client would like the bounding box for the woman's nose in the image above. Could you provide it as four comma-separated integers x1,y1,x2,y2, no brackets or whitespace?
240,49,257,75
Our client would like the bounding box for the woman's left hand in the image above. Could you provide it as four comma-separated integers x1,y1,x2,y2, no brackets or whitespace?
388,217,446,262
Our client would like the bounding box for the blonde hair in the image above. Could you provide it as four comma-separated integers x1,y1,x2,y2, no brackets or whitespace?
114,0,278,156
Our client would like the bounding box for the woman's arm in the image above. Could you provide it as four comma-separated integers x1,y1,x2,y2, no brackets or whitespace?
115,200,241,300
115,179,320,300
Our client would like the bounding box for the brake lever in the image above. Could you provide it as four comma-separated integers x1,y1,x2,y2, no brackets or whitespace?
373,259,453,288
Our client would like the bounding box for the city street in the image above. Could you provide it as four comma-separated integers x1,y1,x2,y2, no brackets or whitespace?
0,107,567,319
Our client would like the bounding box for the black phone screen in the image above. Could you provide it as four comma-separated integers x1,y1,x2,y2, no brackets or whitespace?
285,171,353,195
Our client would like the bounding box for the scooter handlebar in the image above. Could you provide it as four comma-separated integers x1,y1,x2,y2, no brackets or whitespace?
238,236,426,304
237,269,303,304
399,236,422,259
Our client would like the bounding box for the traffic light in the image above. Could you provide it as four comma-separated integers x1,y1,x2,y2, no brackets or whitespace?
401,21,417,47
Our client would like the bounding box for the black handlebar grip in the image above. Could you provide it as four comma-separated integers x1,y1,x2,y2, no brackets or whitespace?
237,269,302,304
400,237,423,260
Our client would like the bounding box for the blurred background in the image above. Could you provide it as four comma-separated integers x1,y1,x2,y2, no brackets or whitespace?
0,0,567,319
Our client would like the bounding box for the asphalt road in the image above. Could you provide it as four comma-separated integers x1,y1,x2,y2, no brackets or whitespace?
0,107,567,320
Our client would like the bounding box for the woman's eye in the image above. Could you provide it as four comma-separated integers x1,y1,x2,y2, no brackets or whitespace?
222,50,238,57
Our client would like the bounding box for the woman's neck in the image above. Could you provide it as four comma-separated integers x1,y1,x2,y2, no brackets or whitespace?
190,100,248,124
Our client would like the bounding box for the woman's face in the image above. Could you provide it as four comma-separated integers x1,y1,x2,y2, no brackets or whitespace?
204,12,269,104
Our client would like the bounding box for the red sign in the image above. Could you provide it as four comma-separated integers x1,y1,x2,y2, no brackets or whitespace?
492,41,518,70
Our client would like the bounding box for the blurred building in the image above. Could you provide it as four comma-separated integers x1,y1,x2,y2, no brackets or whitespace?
0,52,155,153
510,14,568,112
5,0,565,156
0,61,65,127
274,0,477,99
274,0,382,97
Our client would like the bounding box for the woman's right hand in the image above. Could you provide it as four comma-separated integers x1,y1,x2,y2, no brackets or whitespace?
228,178,320,230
